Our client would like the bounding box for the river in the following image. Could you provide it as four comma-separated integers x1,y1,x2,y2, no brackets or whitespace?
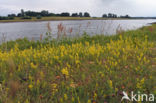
0,19,156,42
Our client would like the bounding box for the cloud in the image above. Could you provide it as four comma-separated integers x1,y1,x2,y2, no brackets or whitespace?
92,0,136,16
0,5,19,16
0,0,155,16
97,0,156,16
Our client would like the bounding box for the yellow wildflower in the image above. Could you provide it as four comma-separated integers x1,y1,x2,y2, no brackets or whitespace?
51,83,57,89
60,98,63,103
25,99,29,103
93,92,97,99
28,84,33,89
37,80,40,85
72,97,75,102
28,75,33,81
75,59,80,65
0,84,2,92
30,62,38,69
61,67,69,76
64,94,68,100
85,41,90,46
136,78,145,89
108,80,113,89
40,71,44,78
87,99,91,103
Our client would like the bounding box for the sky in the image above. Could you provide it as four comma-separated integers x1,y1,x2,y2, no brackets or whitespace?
0,0,156,17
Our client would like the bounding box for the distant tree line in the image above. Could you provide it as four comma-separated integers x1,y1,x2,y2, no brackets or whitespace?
0,9,90,20
102,13,130,18
0,13,16,20
0,9,133,20
17,9,90,17
21,9,90,17
0,9,91,20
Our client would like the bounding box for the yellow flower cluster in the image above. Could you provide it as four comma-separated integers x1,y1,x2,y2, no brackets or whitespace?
30,62,38,69
28,84,33,89
136,78,145,89
61,67,69,76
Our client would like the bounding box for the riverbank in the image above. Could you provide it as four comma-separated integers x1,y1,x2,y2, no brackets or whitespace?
0,16,150,23
151,22,156,24
0,17,114,23
0,24,155,103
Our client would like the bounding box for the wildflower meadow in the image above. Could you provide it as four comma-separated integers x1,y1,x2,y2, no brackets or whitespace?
0,24,156,103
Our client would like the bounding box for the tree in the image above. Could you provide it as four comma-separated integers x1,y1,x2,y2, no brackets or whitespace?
56,14,61,16
72,13,78,17
112,14,117,18
108,13,113,18
41,10,49,16
79,12,83,17
84,12,90,17
25,11,39,17
21,9,25,17
8,14,16,17
125,15,130,18
49,13,56,16
60,12,70,17
120,15,130,18
17,13,22,17
102,14,107,18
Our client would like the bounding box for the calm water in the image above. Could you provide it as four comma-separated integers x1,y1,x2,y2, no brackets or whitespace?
0,19,156,42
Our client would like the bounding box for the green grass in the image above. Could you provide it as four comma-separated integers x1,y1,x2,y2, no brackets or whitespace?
0,17,132,23
0,24,155,103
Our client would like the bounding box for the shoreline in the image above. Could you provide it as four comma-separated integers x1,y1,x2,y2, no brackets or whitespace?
150,22,156,24
0,17,155,23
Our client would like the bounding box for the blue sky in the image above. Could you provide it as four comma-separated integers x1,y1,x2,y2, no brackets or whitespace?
0,0,155,17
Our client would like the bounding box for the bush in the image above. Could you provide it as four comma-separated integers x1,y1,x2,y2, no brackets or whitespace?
21,16,32,19
36,15,42,19
0,17,5,20
0,16,14,20
8,16,15,20
0,16,8,20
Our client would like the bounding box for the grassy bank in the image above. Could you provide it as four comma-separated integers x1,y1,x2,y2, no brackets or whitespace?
0,17,103,23
0,24,156,103
0,17,133,23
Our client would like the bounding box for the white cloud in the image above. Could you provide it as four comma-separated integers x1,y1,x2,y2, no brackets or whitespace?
0,0,155,16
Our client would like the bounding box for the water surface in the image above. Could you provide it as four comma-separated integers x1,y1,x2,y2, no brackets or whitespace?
0,19,156,42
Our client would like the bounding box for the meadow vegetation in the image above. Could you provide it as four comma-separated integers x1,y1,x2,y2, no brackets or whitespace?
0,24,156,103
0,17,132,23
